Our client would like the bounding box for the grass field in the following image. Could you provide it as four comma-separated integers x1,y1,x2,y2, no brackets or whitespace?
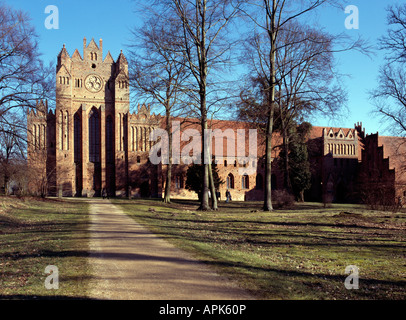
0,196,90,299
115,199,406,300
1,195,405,300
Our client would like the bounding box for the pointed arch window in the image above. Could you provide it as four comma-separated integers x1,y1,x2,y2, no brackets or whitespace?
175,175,184,189
89,108,100,163
242,174,249,189
59,110,64,150
65,111,69,150
227,173,234,189
33,125,37,149
74,113,81,163
144,127,148,151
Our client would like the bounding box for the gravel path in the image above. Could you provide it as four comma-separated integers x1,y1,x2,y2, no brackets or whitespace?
86,199,254,300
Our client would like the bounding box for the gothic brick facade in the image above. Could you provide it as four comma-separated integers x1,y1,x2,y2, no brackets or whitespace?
26,39,406,205
357,127,406,206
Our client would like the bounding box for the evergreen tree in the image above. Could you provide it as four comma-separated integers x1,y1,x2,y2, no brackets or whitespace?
186,163,223,201
288,122,312,202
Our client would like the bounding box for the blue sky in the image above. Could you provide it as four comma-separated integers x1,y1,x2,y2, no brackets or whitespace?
5,0,403,136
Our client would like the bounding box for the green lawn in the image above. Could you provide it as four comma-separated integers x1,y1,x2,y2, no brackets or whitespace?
1,196,405,300
115,199,406,300
0,196,90,299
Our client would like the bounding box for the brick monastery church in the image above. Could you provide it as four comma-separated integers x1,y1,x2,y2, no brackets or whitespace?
27,38,406,204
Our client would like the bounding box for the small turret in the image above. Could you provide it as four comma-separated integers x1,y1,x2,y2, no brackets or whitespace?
57,44,71,72
354,122,365,140
116,50,128,74
36,100,48,116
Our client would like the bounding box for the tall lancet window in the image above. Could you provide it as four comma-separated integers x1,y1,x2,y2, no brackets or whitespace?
89,108,100,163
106,115,114,163
59,110,63,150
65,111,69,150
74,113,81,163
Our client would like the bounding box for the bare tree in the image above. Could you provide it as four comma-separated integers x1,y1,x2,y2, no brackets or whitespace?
240,0,366,211
372,4,406,137
152,0,243,210
0,113,26,194
274,21,350,191
0,3,54,136
128,14,190,203
26,148,54,198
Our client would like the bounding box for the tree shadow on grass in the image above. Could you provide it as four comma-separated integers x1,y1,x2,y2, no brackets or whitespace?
0,250,89,260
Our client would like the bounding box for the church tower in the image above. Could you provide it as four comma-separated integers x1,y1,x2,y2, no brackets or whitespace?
54,38,130,197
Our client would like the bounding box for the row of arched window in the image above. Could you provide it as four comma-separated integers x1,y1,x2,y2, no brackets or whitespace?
75,79,83,88
130,126,154,152
31,124,46,150
90,52,98,61
227,173,251,190
59,76,70,85
327,143,356,156
73,109,114,164
118,81,128,89
70,109,156,164
222,159,256,168
171,173,275,191
226,173,277,191
71,77,126,89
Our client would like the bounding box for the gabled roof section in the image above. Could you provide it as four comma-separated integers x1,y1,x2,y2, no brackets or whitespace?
72,49,83,61
104,51,114,64
87,38,99,50
138,104,151,115
327,128,335,138
115,68,129,80
58,44,70,59
336,128,345,139
36,99,48,114
57,64,72,77
116,50,128,65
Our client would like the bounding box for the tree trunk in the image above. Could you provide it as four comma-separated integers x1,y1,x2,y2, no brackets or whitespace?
208,160,218,210
199,113,210,211
299,190,305,202
198,0,210,211
164,164,172,203
263,106,275,211
199,81,210,211
3,174,9,195
164,113,172,203
263,0,277,212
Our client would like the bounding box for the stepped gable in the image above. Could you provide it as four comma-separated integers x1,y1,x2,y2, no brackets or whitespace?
378,135,406,178
129,104,160,122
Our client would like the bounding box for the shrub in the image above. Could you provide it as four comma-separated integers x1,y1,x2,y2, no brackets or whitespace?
360,183,402,212
272,189,295,209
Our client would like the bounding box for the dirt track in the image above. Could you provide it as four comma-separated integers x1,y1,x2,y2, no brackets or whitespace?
86,199,253,300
